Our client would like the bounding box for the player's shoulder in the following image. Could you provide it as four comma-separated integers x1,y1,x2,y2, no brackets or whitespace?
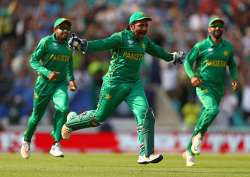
144,35,151,42
222,39,233,49
191,39,209,52
112,29,135,43
194,39,207,48
38,35,52,45
108,30,124,43
41,34,52,41
121,29,130,35
111,30,124,38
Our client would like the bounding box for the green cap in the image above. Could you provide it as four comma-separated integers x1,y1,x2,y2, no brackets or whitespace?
53,17,72,29
208,17,224,27
129,11,152,25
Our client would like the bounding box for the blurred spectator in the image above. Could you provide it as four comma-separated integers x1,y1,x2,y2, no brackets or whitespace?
242,27,250,57
160,62,178,100
215,89,239,128
87,59,108,108
8,95,24,125
181,96,201,129
0,0,18,40
241,79,250,124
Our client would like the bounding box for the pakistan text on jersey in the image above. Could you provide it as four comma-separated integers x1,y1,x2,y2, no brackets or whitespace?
123,51,144,60
49,54,70,62
206,59,228,67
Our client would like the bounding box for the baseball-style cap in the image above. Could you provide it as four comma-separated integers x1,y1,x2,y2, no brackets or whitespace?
53,17,72,29
129,11,152,25
208,17,224,27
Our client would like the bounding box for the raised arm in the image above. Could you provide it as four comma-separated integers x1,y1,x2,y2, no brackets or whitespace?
145,37,173,62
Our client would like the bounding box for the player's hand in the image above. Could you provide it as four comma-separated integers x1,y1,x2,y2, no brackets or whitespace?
68,80,77,91
231,80,238,91
172,51,185,65
191,76,202,87
68,33,88,54
48,71,60,81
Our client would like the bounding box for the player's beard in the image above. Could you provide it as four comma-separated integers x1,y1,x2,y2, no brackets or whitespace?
211,29,223,39
55,29,70,42
60,31,70,40
135,29,147,39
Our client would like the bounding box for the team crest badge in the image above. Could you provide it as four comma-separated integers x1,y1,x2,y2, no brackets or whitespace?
141,42,145,49
128,40,134,47
224,51,229,56
128,40,133,44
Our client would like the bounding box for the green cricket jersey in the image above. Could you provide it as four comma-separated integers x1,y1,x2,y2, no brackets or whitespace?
184,36,238,87
30,33,74,82
87,29,174,83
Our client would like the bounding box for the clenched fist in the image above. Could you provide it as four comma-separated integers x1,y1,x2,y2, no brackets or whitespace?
191,76,202,87
231,80,238,91
68,80,77,91
48,71,60,81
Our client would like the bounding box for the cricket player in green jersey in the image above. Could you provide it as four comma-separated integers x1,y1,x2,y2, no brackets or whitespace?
20,18,77,159
62,11,185,164
182,17,239,166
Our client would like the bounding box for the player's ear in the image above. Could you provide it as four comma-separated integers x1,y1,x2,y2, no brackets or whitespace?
130,24,135,31
208,27,212,33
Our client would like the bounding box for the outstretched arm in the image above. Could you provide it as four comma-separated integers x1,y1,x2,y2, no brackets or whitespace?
68,33,122,53
145,38,185,64
87,33,122,52
145,38,173,61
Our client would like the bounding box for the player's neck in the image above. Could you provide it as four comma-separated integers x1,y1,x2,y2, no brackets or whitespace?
55,35,65,43
211,35,222,44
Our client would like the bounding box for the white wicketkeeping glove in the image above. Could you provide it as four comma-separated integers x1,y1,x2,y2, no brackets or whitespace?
172,51,185,65
68,33,88,54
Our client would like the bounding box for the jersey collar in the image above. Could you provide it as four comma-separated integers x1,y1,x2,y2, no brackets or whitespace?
125,29,145,41
207,35,225,47
52,33,59,42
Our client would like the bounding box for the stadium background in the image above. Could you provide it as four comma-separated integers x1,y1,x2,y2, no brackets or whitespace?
0,0,250,153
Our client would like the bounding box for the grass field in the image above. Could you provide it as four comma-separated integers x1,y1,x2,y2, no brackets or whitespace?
1,153,250,177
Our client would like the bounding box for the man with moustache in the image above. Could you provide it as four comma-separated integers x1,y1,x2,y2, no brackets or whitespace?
20,18,77,159
62,11,185,164
183,17,239,166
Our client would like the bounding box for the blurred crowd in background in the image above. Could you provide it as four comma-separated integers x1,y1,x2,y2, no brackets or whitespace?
0,0,250,130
